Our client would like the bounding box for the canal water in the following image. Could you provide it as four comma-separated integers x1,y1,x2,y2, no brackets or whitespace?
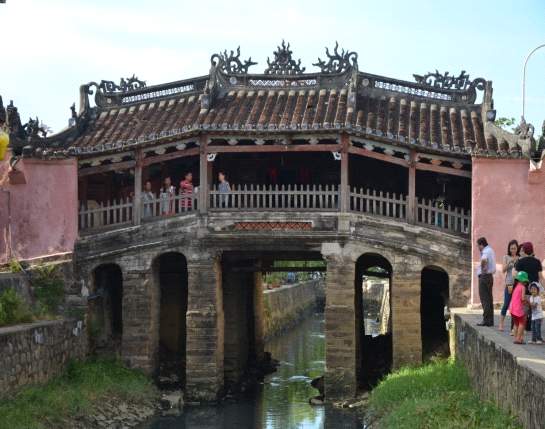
145,312,366,429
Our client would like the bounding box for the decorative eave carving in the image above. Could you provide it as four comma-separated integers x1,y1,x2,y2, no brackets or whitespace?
413,70,485,91
97,75,146,94
313,42,358,74
264,40,305,75
211,47,257,75
483,114,540,158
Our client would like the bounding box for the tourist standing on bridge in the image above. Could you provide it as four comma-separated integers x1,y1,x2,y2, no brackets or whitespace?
510,271,529,344
179,172,194,210
515,242,543,331
218,171,231,207
142,181,155,218
477,237,496,327
499,240,519,332
160,177,176,215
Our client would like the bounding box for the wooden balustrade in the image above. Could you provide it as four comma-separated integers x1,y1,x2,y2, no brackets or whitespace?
209,184,339,211
141,193,198,219
79,197,133,230
78,185,470,236
349,188,407,220
416,198,471,234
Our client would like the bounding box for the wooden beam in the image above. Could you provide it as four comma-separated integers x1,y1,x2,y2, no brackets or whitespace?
141,147,200,167
133,149,143,226
407,150,416,224
207,143,341,153
347,146,409,168
415,161,471,178
78,160,135,177
340,133,349,213
198,135,209,214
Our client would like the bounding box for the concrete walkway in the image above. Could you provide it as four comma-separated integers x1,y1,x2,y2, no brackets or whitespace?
456,309,545,377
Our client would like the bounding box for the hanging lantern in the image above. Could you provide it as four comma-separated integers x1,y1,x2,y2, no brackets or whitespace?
0,128,8,161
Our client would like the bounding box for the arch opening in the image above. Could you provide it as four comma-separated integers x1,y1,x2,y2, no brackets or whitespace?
90,263,123,353
421,266,449,361
355,253,393,389
155,252,188,388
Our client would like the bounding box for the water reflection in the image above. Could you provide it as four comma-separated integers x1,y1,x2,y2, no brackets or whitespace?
144,313,365,429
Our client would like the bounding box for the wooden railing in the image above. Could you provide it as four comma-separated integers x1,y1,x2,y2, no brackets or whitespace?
79,193,197,230
349,188,407,220
209,184,339,211
141,193,198,219
79,198,133,230
416,198,471,234
78,185,470,236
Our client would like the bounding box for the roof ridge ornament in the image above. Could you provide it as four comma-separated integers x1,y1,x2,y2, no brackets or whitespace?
413,70,485,91
264,40,305,75
313,42,358,74
98,74,147,94
211,46,257,74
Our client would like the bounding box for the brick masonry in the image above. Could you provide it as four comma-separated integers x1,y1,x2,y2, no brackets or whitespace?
0,319,87,397
72,211,471,401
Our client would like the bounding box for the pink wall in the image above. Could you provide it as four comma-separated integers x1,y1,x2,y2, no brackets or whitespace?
471,158,545,306
0,155,78,264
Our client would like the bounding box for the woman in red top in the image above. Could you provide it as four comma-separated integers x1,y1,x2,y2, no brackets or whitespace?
179,172,194,210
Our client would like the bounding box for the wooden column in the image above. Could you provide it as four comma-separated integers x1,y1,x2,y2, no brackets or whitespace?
407,150,416,224
340,133,350,213
133,149,143,225
198,135,209,214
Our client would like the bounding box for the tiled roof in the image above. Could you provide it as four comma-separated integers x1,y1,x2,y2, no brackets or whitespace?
4,43,497,158
71,86,484,155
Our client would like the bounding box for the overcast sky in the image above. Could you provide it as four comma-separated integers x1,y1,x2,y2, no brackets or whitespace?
1,0,544,133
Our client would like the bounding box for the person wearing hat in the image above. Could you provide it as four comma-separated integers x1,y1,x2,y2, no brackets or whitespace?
509,271,530,344
515,242,543,331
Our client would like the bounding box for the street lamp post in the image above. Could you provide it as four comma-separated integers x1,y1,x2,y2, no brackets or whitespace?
522,43,545,120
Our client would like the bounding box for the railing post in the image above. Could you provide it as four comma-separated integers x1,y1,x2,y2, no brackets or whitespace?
133,149,143,226
198,135,209,214
340,133,350,213
407,150,416,224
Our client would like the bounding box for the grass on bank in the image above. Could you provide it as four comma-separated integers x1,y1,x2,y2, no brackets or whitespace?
0,358,157,429
367,358,521,429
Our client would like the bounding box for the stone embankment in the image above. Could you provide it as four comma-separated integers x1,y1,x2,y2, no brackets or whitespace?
454,310,545,429
263,279,324,341
0,318,87,396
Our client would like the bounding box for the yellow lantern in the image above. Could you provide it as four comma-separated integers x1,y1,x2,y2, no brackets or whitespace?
0,128,9,161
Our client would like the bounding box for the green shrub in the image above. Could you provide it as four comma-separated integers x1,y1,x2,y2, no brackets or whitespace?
7,259,23,273
32,264,64,316
0,288,33,327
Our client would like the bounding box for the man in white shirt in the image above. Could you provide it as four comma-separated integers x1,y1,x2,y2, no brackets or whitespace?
476,237,496,326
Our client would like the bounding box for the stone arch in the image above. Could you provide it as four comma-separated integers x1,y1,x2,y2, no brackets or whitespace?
421,265,449,360
90,263,123,353
355,252,393,388
152,251,188,388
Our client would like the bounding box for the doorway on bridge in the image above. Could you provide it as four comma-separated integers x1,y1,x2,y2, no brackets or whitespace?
89,264,123,354
221,251,326,394
222,255,263,392
155,252,188,388
421,266,449,360
355,253,393,389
